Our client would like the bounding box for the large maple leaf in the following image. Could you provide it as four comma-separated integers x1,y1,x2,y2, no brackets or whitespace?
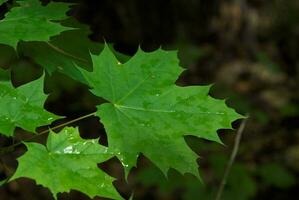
80,45,243,177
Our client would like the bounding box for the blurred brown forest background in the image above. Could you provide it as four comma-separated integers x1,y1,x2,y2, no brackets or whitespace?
1,0,299,199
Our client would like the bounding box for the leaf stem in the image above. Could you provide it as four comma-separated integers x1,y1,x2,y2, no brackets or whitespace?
215,117,248,200
0,112,96,155
46,42,89,63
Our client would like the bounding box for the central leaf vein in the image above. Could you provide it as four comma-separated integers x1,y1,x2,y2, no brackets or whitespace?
115,104,175,113
115,74,152,104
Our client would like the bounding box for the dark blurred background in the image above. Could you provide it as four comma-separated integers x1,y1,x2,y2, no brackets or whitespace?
1,0,299,199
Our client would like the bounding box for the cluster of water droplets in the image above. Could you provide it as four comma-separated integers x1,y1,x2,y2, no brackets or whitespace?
116,151,129,168
62,145,80,154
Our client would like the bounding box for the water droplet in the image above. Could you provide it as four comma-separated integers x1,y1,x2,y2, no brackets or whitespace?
48,117,53,121
91,139,97,144
68,136,75,141
73,150,80,154
121,162,129,167
12,97,17,100
215,112,225,115
155,93,160,97
117,61,121,65
63,146,73,154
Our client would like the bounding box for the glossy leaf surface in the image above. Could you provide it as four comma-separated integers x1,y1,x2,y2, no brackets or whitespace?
0,0,71,48
80,45,242,177
0,75,59,136
11,127,123,200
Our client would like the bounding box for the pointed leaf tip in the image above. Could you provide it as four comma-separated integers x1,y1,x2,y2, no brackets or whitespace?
82,46,243,179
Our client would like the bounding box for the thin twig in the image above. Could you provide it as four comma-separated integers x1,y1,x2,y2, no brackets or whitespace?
0,112,96,155
215,117,248,200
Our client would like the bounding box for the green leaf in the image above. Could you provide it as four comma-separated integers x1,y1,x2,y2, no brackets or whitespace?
80,45,242,178
0,0,72,49
18,27,102,84
0,0,6,6
11,127,123,200
0,74,60,136
18,20,130,84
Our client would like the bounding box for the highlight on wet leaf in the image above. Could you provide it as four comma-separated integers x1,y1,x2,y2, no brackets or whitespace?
79,44,243,178
0,74,60,137
10,127,123,200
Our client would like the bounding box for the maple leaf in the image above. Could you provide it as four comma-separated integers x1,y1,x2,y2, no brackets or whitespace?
0,0,6,6
16,19,102,84
0,0,72,49
79,45,243,178
11,127,123,200
0,74,60,136
15,19,130,83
